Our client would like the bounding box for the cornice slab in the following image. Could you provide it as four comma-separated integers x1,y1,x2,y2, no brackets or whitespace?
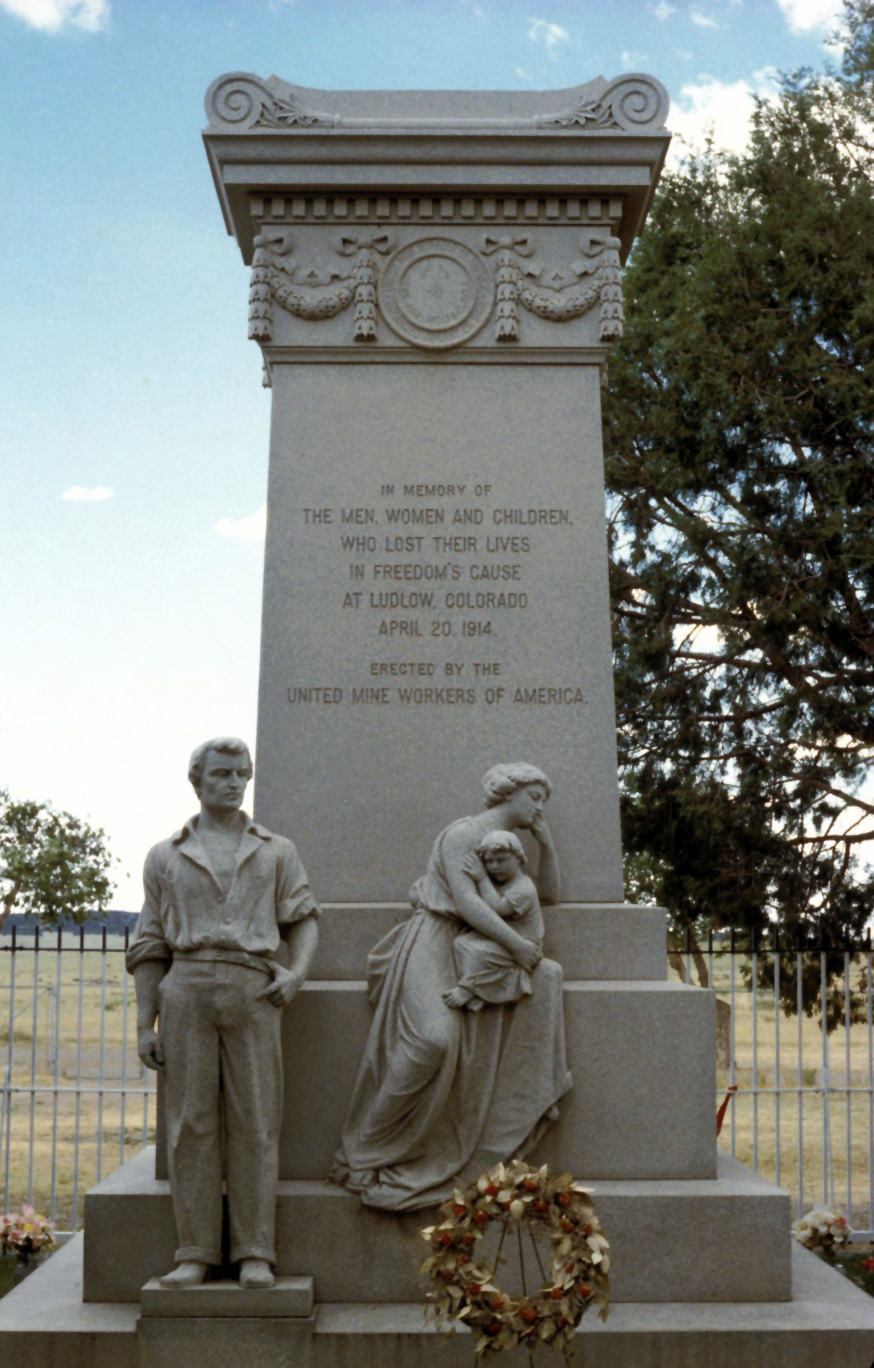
203,73,671,265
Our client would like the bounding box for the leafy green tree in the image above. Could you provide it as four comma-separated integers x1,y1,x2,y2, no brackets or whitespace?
603,2,874,1016
0,789,115,932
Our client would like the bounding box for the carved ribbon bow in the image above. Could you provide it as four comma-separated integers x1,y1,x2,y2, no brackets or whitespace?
255,227,295,256
333,233,393,256
481,235,537,258
572,232,623,275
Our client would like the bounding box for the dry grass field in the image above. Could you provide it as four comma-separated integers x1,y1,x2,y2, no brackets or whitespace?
2,936,873,1233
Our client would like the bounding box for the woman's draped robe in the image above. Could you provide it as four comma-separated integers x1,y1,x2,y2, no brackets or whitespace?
334,814,572,1210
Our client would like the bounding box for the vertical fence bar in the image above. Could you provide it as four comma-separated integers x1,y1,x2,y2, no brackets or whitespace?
845,948,852,1223
774,930,781,1191
708,928,714,999
797,937,804,1219
821,948,833,1206
26,928,41,1201
729,928,737,1158
120,926,130,1166
49,927,63,1224
141,1017,150,1146
2,926,19,1212
96,926,108,1184
71,925,86,1229
867,937,873,1231
752,929,759,1174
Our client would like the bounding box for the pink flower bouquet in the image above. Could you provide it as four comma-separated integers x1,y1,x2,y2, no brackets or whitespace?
0,1205,56,1266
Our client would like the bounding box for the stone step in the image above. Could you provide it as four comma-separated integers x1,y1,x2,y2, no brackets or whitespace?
84,1149,789,1305
6,1235,874,1368
140,1275,314,1318
155,977,718,1184
308,903,668,981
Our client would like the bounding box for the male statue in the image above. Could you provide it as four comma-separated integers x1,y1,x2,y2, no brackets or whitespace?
126,737,319,1290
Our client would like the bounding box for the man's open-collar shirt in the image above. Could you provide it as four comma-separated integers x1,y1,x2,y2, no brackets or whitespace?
126,814,319,970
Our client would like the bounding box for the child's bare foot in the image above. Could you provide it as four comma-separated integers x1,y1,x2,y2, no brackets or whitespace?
443,986,472,1009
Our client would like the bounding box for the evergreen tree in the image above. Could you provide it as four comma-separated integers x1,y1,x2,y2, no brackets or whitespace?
604,2,874,1014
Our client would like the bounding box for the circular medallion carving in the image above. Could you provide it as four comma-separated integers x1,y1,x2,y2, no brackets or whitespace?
379,238,491,349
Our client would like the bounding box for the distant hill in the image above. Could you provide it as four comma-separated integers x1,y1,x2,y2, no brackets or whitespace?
0,910,138,937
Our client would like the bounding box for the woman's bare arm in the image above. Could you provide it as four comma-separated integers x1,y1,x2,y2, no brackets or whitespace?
530,815,560,904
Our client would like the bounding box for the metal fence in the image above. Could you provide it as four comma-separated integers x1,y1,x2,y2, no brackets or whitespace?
674,927,874,1240
2,923,874,1237
0,924,156,1231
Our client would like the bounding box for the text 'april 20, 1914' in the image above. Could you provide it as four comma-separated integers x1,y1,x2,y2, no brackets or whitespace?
291,480,588,708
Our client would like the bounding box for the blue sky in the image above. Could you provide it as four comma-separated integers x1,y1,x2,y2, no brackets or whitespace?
1,0,849,904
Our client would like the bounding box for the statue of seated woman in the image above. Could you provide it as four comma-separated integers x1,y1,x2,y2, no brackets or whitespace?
331,762,571,1212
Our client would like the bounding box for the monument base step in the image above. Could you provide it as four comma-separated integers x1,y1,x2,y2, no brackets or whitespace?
84,1147,790,1304
156,978,718,1184
309,903,668,983
3,1236,873,1368
138,1311,315,1368
140,1275,314,1318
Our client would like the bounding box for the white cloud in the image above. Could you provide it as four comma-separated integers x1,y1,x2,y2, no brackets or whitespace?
669,68,778,160
690,9,719,28
0,0,109,32
654,1,675,18
620,49,647,71
516,65,534,80
772,0,844,32
527,17,569,53
214,505,267,543
61,485,114,502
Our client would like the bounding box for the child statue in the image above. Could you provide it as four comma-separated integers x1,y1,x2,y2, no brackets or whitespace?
443,830,544,1012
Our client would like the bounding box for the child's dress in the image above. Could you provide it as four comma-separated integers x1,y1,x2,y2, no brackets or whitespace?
452,873,544,1005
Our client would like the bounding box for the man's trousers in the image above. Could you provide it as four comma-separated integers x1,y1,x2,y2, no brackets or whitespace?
159,959,282,1266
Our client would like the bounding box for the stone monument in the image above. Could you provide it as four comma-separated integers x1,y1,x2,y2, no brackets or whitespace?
2,70,873,1368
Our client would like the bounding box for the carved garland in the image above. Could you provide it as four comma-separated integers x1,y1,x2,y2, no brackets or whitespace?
421,1159,609,1358
248,232,623,349
335,234,392,341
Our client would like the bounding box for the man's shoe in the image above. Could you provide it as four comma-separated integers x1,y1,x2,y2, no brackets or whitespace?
159,1260,209,1289
239,1258,275,1290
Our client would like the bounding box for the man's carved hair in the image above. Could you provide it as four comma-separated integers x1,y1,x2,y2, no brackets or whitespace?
188,737,253,794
